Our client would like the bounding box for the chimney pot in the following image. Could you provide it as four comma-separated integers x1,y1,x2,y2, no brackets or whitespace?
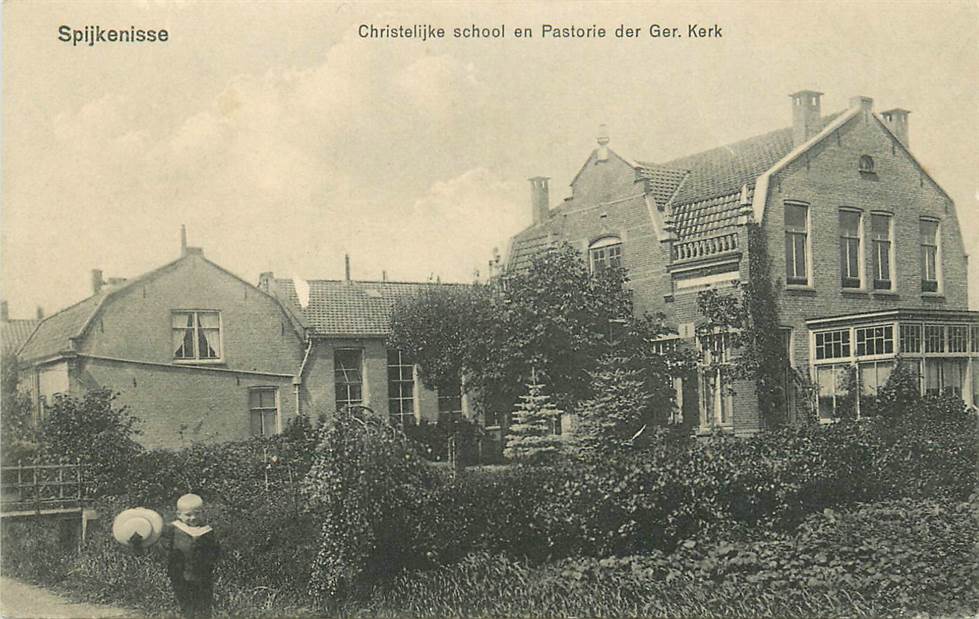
36,306,44,320
789,90,823,146
529,177,550,225
596,124,610,161
180,225,188,256
91,269,104,295
258,271,274,291
0,301,8,322
344,254,351,282
881,108,910,149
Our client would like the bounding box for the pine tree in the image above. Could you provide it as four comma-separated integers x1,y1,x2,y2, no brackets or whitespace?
504,370,563,464
572,352,652,459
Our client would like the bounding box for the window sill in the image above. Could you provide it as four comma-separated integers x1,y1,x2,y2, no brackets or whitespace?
173,359,226,366
840,289,869,297
785,285,816,295
872,290,899,298
920,292,946,301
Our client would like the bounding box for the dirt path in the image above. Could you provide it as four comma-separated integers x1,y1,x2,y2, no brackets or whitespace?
1,577,141,618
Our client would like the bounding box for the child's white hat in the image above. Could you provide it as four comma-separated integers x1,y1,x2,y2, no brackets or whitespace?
112,507,164,547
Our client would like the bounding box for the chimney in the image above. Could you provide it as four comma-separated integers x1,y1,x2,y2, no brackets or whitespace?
92,269,104,295
1,301,8,322
529,177,550,225
106,277,128,287
344,254,351,282
36,306,44,320
789,90,823,146
180,225,188,257
881,108,910,149
382,270,387,282
258,271,274,292
596,124,610,161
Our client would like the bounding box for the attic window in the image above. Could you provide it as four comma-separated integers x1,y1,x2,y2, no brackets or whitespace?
858,155,876,174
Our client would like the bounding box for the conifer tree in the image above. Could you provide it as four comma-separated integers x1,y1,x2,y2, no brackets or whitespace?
503,369,563,464
572,351,652,459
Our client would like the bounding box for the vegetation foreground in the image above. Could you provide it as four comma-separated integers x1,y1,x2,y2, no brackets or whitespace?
2,388,977,618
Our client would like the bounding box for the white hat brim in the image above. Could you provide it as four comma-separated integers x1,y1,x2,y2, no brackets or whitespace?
112,508,163,547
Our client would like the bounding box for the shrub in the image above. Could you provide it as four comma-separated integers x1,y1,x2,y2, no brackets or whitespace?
302,407,440,602
37,389,143,497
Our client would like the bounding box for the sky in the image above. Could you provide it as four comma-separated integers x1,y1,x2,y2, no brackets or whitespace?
2,0,977,318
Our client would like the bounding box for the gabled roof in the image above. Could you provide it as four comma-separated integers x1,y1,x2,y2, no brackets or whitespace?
17,252,306,364
269,279,467,337
2,319,40,356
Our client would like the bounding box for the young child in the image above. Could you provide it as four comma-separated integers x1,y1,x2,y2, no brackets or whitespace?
159,493,221,619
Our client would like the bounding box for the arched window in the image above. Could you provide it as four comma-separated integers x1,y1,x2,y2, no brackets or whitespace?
588,236,623,273
858,155,875,174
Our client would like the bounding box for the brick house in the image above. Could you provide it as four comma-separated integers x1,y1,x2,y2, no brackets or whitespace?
507,91,978,433
257,269,472,428
16,245,307,448
16,244,469,448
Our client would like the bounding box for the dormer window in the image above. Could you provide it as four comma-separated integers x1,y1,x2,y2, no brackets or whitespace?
589,236,623,273
858,155,876,174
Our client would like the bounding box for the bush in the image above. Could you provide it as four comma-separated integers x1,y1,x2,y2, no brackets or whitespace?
37,389,143,497
302,407,441,602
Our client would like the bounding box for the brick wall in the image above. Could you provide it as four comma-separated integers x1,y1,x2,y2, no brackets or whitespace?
76,357,295,449
762,109,971,369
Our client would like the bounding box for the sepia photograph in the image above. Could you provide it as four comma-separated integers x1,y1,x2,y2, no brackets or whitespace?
1,1,977,617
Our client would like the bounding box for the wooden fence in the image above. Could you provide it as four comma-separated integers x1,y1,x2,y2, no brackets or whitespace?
0,460,89,517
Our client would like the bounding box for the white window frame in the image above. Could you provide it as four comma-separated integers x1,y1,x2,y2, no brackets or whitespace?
919,218,942,294
812,320,978,413
387,349,417,428
839,208,864,290
334,348,365,411
172,310,223,363
870,212,895,291
588,236,623,274
784,202,811,286
698,331,736,428
248,386,280,437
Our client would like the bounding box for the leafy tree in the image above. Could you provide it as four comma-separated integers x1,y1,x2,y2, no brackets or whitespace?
504,371,563,464
1,353,38,463
390,243,678,423
37,388,143,497
572,351,652,459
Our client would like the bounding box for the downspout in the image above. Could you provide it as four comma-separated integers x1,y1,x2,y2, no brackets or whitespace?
294,336,314,417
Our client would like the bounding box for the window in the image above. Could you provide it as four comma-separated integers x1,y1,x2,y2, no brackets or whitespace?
839,210,862,288
920,219,940,292
947,326,968,353
437,379,464,424
871,213,893,290
172,311,221,360
924,359,966,397
699,333,735,426
334,349,363,410
924,325,944,353
972,326,979,353
815,329,850,360
858,155,875,173
784,203,809,285
816,364,851,421
855,325,893,356
387,349,415,428
899,324,922,354
249,388,278,437
589,237,623,273
859,361,893,397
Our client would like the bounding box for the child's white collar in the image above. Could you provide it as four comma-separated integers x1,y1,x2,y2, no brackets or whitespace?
172,520,212,537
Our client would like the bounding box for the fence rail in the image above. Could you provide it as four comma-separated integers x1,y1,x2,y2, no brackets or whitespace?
0,460,89,515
